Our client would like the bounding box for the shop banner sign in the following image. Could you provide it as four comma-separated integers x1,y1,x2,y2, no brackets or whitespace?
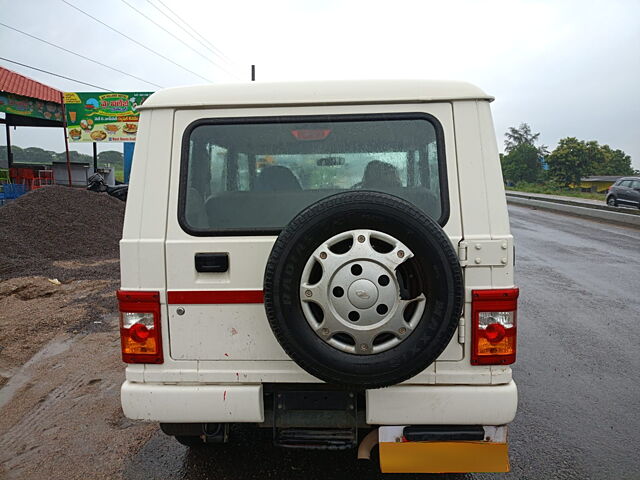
0,92,63,121
63,92,153,142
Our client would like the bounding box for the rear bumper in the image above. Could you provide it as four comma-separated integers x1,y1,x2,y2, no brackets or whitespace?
121,382,265,422
121,380,517,425
366,381,518,425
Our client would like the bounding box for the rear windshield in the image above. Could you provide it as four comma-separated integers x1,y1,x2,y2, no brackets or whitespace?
180,114,447,234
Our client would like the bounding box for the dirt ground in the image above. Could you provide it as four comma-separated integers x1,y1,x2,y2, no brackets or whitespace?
0,265,157,479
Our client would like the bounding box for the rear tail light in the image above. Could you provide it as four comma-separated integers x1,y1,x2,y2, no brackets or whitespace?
117,290,163,364
471,288,519,365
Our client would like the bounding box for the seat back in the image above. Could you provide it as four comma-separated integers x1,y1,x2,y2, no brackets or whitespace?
254,166,302,192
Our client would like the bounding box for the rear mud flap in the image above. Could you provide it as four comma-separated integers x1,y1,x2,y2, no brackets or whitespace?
378,426,510,473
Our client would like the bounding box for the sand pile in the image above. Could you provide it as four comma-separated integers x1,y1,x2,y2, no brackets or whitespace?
0,186,125,279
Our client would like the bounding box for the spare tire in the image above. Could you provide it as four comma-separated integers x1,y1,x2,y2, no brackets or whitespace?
263,191,463,388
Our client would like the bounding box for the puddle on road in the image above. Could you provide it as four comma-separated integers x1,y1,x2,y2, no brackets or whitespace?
0,335,76,410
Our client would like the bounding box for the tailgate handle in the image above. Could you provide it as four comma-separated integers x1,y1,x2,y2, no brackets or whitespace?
195,253,229,273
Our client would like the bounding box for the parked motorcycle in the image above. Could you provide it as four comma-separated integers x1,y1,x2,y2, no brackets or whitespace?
87,173,128,202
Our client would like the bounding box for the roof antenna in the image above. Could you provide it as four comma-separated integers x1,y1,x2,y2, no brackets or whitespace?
251,65,255,81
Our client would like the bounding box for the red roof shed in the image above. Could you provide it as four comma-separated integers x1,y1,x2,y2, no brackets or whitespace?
0,66,62,104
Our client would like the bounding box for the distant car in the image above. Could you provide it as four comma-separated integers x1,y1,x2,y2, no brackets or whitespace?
606,177,640,208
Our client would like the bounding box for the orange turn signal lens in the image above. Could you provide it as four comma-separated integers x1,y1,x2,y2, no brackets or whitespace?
476,334,516,356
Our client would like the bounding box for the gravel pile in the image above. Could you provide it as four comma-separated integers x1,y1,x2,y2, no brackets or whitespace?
0,186,125,280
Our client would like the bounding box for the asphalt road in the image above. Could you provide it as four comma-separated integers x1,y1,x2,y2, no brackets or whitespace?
124,204,640,480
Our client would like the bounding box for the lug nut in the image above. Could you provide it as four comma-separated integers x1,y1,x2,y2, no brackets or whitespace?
319,252,327,259
397,250,405,258
398,327,407,334
360,343,369,351
357,235,365,243
321,328,330,336
305,290,313,297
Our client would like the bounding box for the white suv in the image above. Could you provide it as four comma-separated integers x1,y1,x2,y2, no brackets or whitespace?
118,80,519,473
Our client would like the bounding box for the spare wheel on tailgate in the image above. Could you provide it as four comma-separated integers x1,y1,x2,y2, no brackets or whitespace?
263,191,464,388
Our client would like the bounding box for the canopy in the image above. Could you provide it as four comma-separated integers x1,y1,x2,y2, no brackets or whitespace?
0,65,72,184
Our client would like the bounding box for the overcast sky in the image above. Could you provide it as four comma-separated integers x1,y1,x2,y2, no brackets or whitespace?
1,0,638,168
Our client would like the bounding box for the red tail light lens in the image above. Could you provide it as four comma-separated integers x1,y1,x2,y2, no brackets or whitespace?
485,322,506,342
117,290,163,364
471,288,519,365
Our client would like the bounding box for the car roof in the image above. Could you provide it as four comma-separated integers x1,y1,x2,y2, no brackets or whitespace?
139,80,493,110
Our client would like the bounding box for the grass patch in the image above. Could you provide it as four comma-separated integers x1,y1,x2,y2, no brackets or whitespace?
113,166,124,183
507,183,606,201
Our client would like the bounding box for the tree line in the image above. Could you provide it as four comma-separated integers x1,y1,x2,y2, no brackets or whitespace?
0,145,123,168
500,123,637,187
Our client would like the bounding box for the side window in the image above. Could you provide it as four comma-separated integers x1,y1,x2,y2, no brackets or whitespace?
631,180,640,189
620,180,632,187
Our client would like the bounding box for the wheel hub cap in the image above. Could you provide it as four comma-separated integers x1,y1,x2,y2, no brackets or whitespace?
299,229,427,355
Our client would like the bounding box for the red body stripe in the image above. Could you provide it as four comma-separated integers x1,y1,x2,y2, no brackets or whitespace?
167,290,264,304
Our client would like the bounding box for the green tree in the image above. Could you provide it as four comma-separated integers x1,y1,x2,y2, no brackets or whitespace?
53,151,92,164
501,123,547,183
98,150,123,167
504,123,548,155
19,147,55,164
592,144,636,176
501,143,542,184
547,138,637,186
0,145,21,166
546,137,591,187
